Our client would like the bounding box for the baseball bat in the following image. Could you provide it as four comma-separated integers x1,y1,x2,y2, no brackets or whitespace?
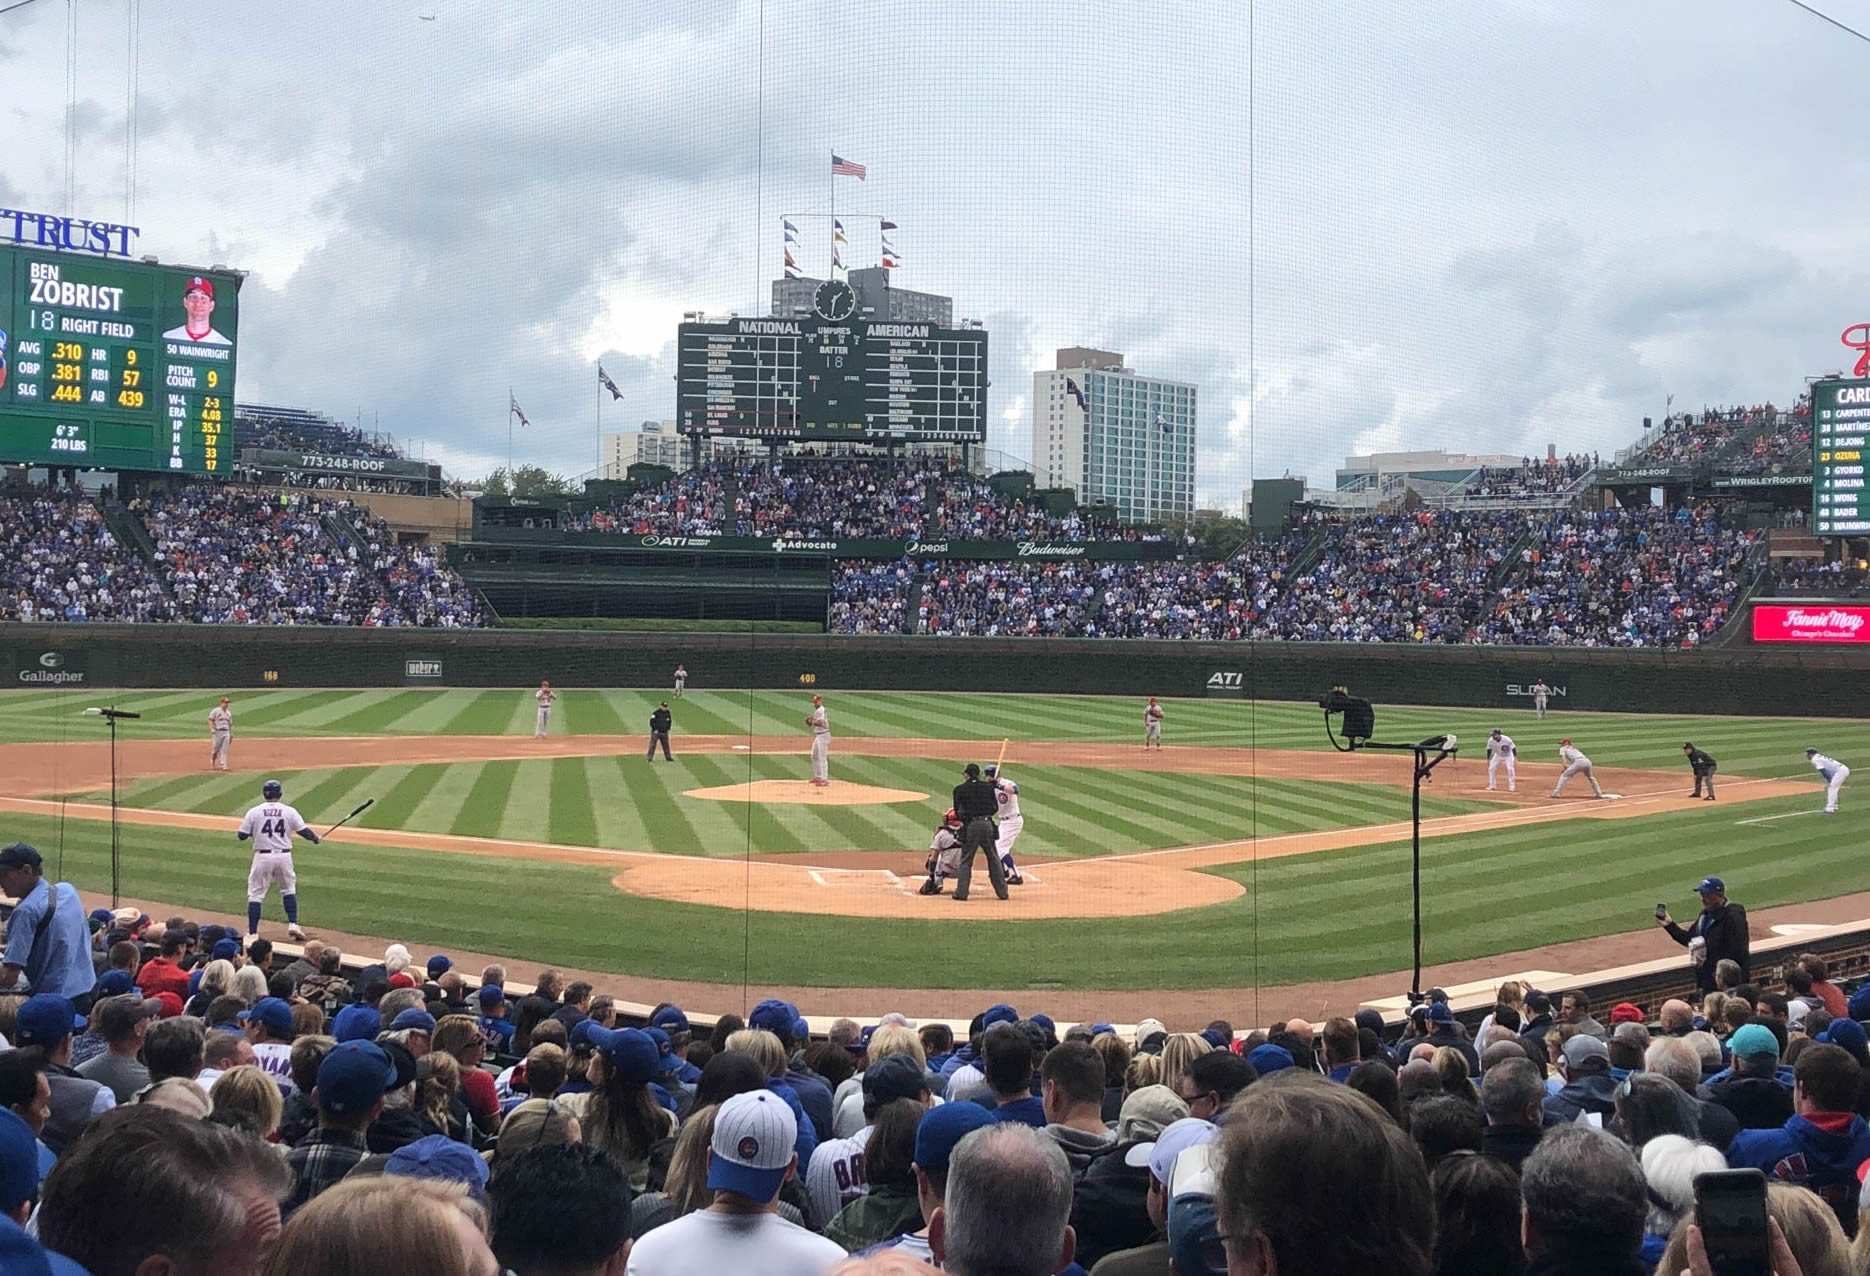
323,798,375,838
994,738,1009,772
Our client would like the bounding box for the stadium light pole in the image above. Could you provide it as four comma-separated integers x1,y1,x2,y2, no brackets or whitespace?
1319,690,1457,1001
83,707,141,908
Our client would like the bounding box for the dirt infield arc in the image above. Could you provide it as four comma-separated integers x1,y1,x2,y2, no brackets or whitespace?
0,734,1814,922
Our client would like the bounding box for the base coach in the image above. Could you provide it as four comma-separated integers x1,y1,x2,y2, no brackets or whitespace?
951,763,1006,902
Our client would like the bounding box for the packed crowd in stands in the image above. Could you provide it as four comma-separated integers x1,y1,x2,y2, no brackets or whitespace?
11,850,1870,1275
1631,398,1810,468
0,489,177,623
137,487,484,627
1727,409,1816,476
828,561,916,635
235,413,404,461
1461,454,1597,500
568,458,1168,544
1774,556,1870,596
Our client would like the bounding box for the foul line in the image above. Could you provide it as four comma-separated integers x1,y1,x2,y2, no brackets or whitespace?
1735,810,1828,826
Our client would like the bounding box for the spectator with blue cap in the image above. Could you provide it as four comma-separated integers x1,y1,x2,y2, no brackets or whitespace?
241,995,298,1092
0,1053,56,1189
476,985,516,1056
641,1026,686,1116
1707,1022,1797,1131
331,1002,381,1044
628,1089,844,1276
1246,1043,1294,1077
0,1107,52,1234
13,995,111,1156
385,1131,490,1202
864,1098,999,1265
0,844,96,1006
1659,875,1750,994
561,1025,674,1190
650,1004,701,1084
750,998,835,1141
285,1040,396,1214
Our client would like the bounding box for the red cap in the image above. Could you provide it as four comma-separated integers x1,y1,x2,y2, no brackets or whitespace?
155,991,184,1018
388,972,417,989
1609,1002,1644,1025
185,276,214,299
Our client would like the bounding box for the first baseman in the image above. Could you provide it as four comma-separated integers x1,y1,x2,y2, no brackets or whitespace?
238,778,320,942
534,681,555,737
1551,738,1605,799
674,665,688,697
1532,680,1550,719
1485,728,1517,792
806,695,830,786
985,764,1025,886
1144,697,1165,749
1683,743,1717,800
1808,748,1850,813
208,696,233,771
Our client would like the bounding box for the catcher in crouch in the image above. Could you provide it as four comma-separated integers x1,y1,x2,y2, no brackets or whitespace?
919,809,967,896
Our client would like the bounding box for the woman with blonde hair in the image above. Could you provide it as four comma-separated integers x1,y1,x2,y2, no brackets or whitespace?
209,1064,284,1141
723,1027,817,1171
184,958,238,1017
1125,1053,1162,1094
290,1002,325,1039
231,963,268,1005
261,1177,497,1276
1431,1046,1478,1105
1474,980,1526,1055
1159,1032,1213,1091
1661,1182,1850,1276
1091,1032,1133,1121
416,1051,465,1142
833,1024,929,1136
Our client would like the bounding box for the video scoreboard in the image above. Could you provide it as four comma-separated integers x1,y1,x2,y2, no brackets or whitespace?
677,314,987,443
0,245,239,474
1813,377,1870,535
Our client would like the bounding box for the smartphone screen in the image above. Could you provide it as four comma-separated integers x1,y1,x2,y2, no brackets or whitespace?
1695,1168,1769,1276
1656,903,1669,920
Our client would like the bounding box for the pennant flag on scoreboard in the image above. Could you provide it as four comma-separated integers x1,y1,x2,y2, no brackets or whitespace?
831,153,866,179
785,264,799,279
833,220,848,244
832,245,844,269
881,220,898,230
598,365,623,401
784,247,798,270
509,393,532,428
1066,378,1087,411
784,226,797,244
783,218,799,237
881,256,899,270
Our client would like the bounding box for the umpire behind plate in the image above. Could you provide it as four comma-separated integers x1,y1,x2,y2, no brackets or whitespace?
951,763,1007,902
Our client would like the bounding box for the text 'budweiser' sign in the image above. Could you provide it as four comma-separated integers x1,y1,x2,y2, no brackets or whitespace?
1752,604,1870,643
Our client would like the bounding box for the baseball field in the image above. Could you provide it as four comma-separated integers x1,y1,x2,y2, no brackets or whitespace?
0,686,1862,1009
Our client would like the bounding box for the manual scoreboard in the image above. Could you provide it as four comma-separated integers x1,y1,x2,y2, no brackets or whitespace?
1813,377,1870,535
676,281,986,443
0,245,239,474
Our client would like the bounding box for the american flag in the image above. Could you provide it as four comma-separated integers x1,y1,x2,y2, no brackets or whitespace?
1066,378,1087,411
831,153,866,179
509,393,531,428
598,365,622,401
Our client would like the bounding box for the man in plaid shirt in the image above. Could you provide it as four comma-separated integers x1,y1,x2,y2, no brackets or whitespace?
284,1040,395,1215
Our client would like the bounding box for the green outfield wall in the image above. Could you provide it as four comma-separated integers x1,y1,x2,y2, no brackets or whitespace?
2,618,1865,715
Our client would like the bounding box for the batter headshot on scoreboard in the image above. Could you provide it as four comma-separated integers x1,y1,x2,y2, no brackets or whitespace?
162,275,232,346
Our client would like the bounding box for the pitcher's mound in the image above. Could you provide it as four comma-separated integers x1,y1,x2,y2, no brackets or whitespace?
684,781,929,806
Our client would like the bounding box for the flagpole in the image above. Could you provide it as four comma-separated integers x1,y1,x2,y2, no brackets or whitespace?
596,369,602,483
507,388,513,478
829,151,835,277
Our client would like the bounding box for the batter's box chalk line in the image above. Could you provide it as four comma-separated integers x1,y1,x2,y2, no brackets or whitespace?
808,868,905,888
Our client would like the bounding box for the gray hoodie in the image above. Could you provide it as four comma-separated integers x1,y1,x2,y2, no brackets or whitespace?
1044,1122,1119,1172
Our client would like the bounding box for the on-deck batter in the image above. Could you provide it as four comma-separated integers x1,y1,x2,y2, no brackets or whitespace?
806,695,830,786
1144,697,1165,749
534,681,556,738
1551,738,1604,799
1485,729,1517,792
985,764,1025,886
208,697,233,771
1808,748,1851,813
238,778,321,942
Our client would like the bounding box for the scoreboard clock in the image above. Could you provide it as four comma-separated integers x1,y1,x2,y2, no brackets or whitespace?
0,245,240,474
1813,377,1870,535
676,311,987,443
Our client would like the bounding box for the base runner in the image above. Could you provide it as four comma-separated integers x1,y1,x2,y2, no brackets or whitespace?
209,696,233,771
1144,697,1165,749
1551,739,1604,799
238,779,321,942
1532,679,1550,720
806,695,830,786
1485,729,1516,792
1807,748,1850,813
534,681,555,738
674,664,688,697
985,764,1025,886
920,810,966,895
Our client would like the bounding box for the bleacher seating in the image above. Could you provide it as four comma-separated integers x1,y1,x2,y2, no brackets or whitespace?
0,489,176,623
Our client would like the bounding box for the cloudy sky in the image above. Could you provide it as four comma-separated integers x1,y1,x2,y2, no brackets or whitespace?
3,0,1866,509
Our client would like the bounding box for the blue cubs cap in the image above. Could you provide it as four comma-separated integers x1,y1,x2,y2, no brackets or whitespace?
1091,1022,1115,1036
650,1006,690,1034
1819,1018,1869,1055
238,997,294,1038
0,1109,37,1214
708,1090,797,1201
588,1026,661,1086
1246,1043,1295,1074
332,1003,381,1043
1428,1002,1456,1026
386,1133,490,1200
1697,876,1725,894
1030,1013,1056,1033
644,1026,681,1075
0,1213,91,1276
95,969,134,997
981,1003,1019,1028
426,955,452,978
316,1040,395,1115
211,938,241,961
1199,1027,1230,1049
1851,985,1870,1023
390,1008,437,1034
748,998,797,1039
15,996,85,1047
478,985,506,1008
913,1097,997,1173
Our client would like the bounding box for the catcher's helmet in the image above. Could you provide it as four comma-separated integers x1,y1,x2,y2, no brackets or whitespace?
943,808,961,827
262,779,283,800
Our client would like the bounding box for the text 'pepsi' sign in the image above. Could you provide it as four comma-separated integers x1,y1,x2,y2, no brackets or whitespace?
1752,604,1870,643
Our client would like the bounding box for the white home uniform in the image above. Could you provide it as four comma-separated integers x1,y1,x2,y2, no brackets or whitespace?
1144,700,1165,748
992,772,1025,882
803,1127,870,1229
674,665,687,697
1485,731,1517,792
208,704,233,770
240,800,307,921
1551,743,1604,799
808,702,830,784
1532,681,1550,719
1811,751,1851,813
534,686,555,737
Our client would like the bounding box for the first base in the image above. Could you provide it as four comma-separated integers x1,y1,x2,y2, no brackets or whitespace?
1601,793,1623,800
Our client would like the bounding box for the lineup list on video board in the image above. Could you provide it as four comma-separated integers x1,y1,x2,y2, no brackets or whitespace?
677,318,987,442
0,246,238,474
1813,378,1870,534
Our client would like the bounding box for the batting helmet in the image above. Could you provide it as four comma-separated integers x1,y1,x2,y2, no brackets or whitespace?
262,779,283,800
984,765,998,778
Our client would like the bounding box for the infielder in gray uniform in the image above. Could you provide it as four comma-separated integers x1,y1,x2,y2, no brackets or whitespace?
1551,738,1605,799
806,695,830,786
